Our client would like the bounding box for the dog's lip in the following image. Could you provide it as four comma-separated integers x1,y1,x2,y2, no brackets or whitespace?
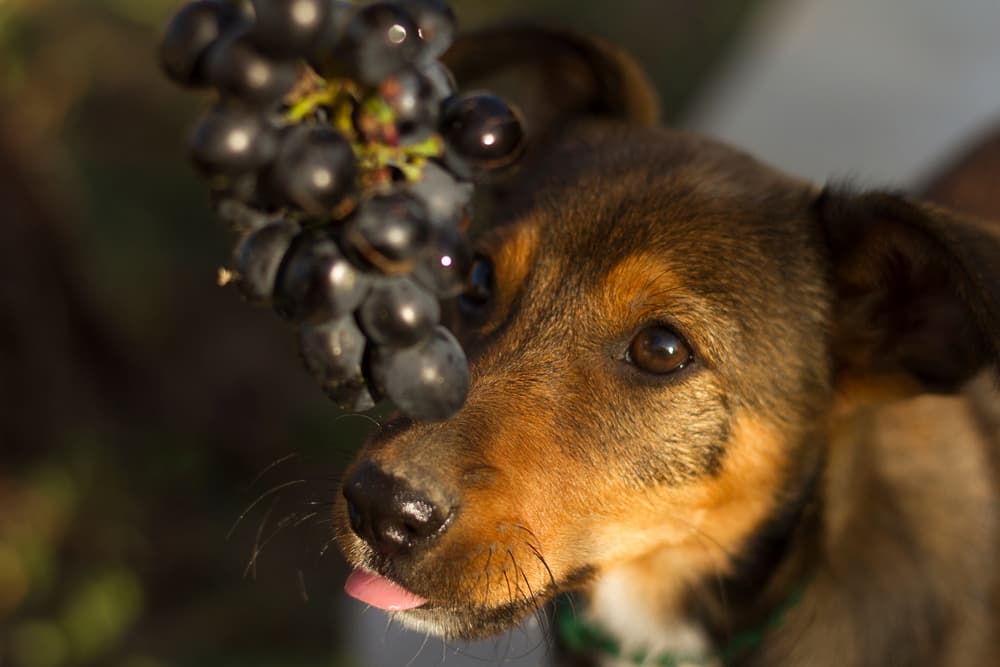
344,569,429,611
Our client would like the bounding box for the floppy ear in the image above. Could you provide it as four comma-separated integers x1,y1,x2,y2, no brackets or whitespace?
817,188,1000,391
443,24,660,143
920,123,1000,221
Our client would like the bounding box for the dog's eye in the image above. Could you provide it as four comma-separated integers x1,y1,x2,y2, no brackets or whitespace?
626,326,693,374
458,255,494,317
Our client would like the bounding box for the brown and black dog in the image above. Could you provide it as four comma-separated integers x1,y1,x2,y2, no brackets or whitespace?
335,27,1000,666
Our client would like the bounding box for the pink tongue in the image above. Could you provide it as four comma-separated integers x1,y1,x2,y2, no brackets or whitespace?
344,570,428,611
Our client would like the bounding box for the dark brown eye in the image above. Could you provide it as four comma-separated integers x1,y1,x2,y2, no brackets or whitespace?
457,255,494,318
627,326,693,374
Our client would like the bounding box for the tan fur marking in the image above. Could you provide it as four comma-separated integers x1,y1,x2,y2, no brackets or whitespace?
599,253,685,322
597,252,737,368
476,222,540,336
583,414,787,576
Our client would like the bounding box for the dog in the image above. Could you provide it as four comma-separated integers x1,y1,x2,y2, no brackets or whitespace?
334,26,1000,667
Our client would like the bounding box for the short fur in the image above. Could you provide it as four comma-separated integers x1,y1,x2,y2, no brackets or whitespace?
335,26,1000,666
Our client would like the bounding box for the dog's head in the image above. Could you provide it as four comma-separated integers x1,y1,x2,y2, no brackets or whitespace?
335,27,1000,639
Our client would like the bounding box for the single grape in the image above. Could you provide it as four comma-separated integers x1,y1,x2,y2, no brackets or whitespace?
381,65,456,145
378,67,437,127
305,1,358,72
267,125,357,216
439,93,526,181
250,0,329,58
205,31,298,107
299,317,375,411
358,277,440,348
413,225,472,298
159,0,250,87
274,228,370,322
322,3,422,85
421,60,457,102
234,221,299,303
323,378,377,412
371,326,469,421
406,160,472,228
190,105,279,174
343,193,431,272
209,171,275,210
215,197,276,232
396,0,456,65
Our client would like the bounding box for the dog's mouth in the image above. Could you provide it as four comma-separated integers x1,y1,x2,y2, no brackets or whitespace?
340,546,577,639
343,567,547,638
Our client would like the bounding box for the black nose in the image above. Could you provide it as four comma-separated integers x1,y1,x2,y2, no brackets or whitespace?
343,462,451,558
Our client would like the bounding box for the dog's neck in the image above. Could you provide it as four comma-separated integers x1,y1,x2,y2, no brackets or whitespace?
568,377,1000,667
576,449,822,667
685,459,822,655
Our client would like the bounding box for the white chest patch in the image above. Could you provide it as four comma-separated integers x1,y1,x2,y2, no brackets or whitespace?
587,567,718,667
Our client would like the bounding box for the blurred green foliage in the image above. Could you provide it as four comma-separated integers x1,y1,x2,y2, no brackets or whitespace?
0,1,762,665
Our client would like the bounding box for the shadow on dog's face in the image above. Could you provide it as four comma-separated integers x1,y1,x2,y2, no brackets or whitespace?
335,27,1000,640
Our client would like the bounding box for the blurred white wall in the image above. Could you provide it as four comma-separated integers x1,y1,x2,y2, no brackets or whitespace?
688,0,1000,186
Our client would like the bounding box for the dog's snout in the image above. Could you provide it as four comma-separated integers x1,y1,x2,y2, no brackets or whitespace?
343,463,451,558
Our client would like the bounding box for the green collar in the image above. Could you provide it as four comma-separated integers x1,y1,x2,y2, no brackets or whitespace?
556,585,806,666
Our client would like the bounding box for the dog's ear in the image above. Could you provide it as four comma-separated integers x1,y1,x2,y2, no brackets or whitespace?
443,24,660,142
817,188,1000,391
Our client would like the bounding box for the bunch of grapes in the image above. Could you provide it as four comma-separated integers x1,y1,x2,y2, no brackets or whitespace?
159,0,525,421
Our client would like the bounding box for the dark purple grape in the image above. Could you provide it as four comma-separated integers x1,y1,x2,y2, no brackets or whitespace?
268,125,357,216
209,170,276,209
414,225,472,298
189,105,279,174
358,277,440,348
439,93,526,182
397,0,455,64
421,61,456,101
305,1,358,71
406,161,472,228
234,221,299,303
378,67,437,127
159,0,250,87
372,326,469,421
343,193,431,272
215,197,276,231
274,228,370,322
299,317,375,411
205,31,297,107
323,377,376,412
321,3,422,85
250,0,329,58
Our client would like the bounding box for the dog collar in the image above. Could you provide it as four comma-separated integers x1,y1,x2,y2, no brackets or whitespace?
555,584,806,666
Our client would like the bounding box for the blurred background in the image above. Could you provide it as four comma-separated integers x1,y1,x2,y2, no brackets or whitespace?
1,1,998,666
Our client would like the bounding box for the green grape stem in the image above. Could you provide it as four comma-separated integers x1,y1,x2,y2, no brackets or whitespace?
283,72,445,201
